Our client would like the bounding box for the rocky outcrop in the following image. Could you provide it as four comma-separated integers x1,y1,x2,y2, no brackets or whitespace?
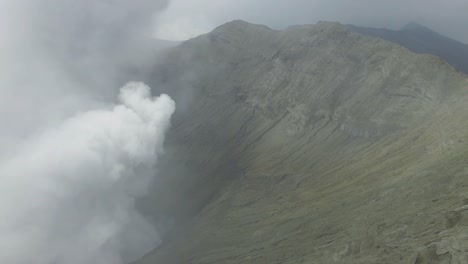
137,20,468,264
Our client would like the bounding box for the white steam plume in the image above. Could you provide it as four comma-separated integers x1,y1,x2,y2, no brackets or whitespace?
0,0,176,263
0,82,175,264
0,0,169,152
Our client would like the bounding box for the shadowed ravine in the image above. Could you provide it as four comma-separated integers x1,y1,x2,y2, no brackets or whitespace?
137,21,468,264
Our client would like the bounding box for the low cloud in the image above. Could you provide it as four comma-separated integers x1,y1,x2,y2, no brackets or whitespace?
0,0,176,263
0,83,175,264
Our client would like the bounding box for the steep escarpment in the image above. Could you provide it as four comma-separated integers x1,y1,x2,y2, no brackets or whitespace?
138,20,468,263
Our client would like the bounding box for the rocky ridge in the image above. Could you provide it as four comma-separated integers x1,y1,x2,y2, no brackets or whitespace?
137,20,468,264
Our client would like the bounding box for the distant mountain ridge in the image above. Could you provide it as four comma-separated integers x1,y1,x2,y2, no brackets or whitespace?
348,22,468,75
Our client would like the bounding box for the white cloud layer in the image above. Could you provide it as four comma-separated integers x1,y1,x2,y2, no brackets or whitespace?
0,0,169,153
0,83,175,264
0,0,175,263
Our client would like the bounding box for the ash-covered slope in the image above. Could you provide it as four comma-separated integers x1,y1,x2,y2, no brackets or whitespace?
348,22,468,75
138,20,468,264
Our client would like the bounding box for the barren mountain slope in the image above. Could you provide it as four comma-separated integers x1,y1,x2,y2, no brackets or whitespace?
138,21,468,264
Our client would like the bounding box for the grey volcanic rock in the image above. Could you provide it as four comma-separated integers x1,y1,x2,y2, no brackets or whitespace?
138,20,468,264
348,22,468,75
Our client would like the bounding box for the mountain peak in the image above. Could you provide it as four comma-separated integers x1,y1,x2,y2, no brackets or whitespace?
313,21,350,34
401,22,434,33
213,20,273,34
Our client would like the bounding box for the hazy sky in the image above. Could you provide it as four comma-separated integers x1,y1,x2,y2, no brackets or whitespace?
155,0,468,43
